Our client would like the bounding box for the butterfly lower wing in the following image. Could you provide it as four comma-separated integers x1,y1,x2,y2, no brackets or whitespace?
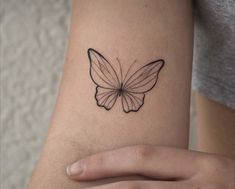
95,87,118,110
121,92,145,113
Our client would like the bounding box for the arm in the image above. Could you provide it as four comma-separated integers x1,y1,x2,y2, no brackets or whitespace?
28,0,193,188
196,92,235,159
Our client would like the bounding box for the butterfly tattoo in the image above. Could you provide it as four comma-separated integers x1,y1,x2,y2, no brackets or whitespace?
87,48,165,113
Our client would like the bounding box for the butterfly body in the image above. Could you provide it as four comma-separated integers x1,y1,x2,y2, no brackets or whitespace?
117,83,125,97
88,48,165,113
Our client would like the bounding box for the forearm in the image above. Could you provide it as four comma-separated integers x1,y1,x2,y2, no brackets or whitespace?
28,0,193,188
196,93,235,159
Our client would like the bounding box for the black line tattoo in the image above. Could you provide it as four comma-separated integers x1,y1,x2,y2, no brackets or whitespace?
87,48,165,113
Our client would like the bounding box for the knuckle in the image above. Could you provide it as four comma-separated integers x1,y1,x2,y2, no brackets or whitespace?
199,155,235,181
126,145,155,170
131,145,153,160
213,156,228,167
201,155,228,172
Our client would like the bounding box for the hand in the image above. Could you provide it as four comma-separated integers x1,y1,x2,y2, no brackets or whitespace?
66,145,235,189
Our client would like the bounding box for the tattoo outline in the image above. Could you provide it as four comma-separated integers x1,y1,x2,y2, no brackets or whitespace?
87,48,165,113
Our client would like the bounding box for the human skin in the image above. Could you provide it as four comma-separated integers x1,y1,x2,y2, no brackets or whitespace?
28,0,193,188
67,92,235,189
67,145,235,188
66,94,235,188
196,93,235,159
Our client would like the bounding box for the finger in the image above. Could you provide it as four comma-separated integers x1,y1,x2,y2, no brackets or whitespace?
66,145,199,180
86,180,193,189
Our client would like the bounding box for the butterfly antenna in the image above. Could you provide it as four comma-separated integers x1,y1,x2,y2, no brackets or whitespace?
123,59,137,84
116,57,123,84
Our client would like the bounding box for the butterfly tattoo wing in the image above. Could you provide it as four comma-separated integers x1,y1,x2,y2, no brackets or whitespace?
88,48,165,113
88,48,120,110
122,60,165,113
95,87,119,110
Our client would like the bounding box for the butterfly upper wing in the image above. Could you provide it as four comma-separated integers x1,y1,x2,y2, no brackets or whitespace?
122,60,164,113
88,48,120,111
95,87,118,110
123,60,164,93
88,48,120,89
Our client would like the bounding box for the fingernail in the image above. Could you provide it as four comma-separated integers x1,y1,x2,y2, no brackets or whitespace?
66,162,83,176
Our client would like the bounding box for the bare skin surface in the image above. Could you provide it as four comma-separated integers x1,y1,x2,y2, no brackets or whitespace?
28,1,193,188
195,92,235,159
67,145,235,189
